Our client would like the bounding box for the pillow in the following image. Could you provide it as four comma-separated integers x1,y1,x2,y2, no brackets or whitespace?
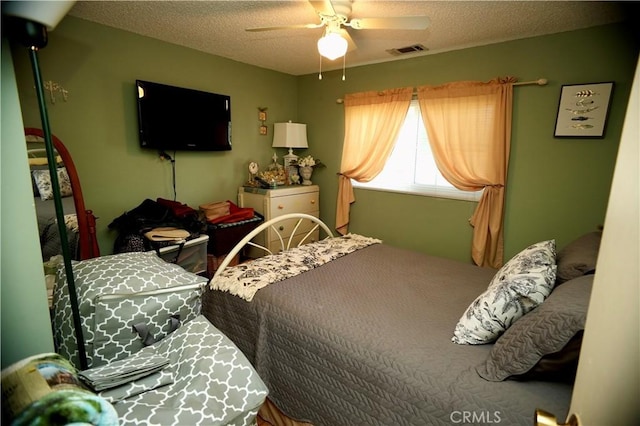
556,231,602,284
452,240,557,345
513,331,583,383
32,167,73,201
30,164,50,196
476,274,593,381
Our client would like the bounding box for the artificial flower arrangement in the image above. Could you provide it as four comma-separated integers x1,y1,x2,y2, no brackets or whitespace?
293,155,326,169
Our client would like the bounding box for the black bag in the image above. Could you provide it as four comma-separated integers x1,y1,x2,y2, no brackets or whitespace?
109,199,205,254
109,199,176,235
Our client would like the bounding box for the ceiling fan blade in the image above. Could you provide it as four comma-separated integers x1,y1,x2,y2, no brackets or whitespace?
246,23,323,32
348,16,430,30
308,0,336,16
339,28,358,52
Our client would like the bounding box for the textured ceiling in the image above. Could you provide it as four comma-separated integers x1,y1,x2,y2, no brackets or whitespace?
67,1,630,76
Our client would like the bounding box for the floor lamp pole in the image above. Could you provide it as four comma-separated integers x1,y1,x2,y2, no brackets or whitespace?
28,43,88,371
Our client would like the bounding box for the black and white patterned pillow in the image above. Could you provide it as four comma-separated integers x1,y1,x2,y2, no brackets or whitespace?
32,167,73,200
452,240,557,344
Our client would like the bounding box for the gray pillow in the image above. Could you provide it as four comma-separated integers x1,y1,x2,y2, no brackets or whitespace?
513,330,583,382
556,231,601,284
476,274,593,382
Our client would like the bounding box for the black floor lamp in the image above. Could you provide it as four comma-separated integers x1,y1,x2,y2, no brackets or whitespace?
2,1,88,370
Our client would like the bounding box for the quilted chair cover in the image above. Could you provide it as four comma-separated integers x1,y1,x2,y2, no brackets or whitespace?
53,251,207,369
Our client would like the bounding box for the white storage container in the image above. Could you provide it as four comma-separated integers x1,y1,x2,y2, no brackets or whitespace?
153,235,209,275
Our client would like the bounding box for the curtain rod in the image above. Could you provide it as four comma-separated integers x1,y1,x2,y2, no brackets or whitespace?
513,78,548,86
335,78,548,104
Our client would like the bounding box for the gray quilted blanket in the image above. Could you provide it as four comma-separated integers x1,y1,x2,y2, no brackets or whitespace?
113,316,268,426
203,244,572,425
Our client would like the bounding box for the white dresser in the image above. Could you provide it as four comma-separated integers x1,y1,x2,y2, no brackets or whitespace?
238,185,320,257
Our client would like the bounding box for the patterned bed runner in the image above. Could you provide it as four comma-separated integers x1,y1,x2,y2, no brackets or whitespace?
209,234,381,301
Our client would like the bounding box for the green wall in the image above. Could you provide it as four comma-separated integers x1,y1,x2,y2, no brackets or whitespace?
11,18,639,264
11,16,300,255
1,38,55,368
298,23,639,262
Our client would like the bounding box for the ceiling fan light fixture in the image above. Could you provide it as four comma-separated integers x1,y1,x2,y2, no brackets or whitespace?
317,32,348,60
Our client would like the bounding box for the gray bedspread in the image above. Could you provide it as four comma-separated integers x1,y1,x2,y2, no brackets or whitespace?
202,243,572,425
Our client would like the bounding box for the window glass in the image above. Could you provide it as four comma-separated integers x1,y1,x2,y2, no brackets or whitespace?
353,100,482,202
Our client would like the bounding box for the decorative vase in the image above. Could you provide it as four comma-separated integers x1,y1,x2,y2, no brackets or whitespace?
299,166,313,185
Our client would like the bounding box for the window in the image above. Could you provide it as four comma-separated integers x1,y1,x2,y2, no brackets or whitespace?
352,100,482,202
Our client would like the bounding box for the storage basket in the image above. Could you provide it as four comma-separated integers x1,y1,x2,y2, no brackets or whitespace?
53,251,208,369
205,213,263,256
153,234,209,275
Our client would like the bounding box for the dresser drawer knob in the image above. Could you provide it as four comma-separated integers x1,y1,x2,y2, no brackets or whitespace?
310,200,316,204
278,205,284,209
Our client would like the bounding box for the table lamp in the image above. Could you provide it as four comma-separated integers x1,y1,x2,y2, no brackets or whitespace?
272,122,308,183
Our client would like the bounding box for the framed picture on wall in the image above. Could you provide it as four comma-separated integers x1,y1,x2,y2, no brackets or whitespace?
554,82,614,138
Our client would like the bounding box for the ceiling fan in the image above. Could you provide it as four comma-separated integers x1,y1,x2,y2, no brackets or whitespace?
246,0,431,61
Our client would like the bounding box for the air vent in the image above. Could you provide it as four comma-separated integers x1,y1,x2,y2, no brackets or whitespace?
386,44,428,56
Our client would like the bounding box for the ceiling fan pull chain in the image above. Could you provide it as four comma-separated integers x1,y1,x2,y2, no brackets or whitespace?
318,54,323,80
342,54,346,81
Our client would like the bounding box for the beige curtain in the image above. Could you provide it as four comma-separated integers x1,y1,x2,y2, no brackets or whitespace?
417,78,515,268
335,88,413,235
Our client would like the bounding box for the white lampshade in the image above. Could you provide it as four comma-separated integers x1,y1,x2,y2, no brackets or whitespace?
273,122,308,172
272,122,308,149
1,0,76,30
317,32,348,60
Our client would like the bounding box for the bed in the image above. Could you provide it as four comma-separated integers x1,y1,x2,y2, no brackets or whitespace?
26,128,100,261
202,214,597,425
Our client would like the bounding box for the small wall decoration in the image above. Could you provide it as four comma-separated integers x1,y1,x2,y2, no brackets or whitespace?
44,80,69,104
554,82,614,138
258,107,268,135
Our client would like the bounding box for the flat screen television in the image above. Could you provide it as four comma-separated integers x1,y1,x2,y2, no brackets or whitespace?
136,80,231,151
